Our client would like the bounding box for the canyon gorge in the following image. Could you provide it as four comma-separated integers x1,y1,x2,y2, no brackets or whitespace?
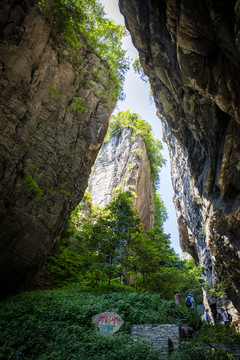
0,0,240,320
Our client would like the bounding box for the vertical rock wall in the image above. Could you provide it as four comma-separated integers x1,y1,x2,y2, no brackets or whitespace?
119,0,240,314
89,128,155,230
0,0,116,297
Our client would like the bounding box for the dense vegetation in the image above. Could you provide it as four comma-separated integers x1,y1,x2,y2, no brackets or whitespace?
38,0,128,100
192,323,240,345
170,342,235,360
0,288,202,360
45,189,202,301
1,288,239,360
169,322,240,360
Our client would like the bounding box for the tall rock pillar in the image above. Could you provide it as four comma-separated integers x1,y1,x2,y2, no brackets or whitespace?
89,127,155,230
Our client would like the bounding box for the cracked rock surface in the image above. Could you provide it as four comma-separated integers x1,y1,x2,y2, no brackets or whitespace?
0,0,116,297
89,128,154,230
119,0,240,313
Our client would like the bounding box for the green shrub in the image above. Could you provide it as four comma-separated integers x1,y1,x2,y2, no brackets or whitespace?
22,165,43,201
192,323,240,345
0,289,201,359
169,342,235,360
68,97,88,114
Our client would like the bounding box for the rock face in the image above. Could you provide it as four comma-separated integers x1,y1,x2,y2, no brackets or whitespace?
89,128,154,230
119,0,240,313
0,1,116,297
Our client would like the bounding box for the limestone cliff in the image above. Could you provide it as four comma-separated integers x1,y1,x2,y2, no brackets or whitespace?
0,0,116,297
119,0,240,314
89,127,155,230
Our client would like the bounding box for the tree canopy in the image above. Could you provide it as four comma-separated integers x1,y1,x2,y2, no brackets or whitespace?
46,190,202,300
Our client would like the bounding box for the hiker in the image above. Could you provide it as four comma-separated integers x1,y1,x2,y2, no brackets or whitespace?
174,291,180,306
220,307,229,325
185,292,195,309
205,309,211,323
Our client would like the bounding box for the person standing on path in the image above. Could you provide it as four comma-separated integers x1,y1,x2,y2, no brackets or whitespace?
220,307,229,325
205,309,211,323
185,292,195,309
174,291,180,306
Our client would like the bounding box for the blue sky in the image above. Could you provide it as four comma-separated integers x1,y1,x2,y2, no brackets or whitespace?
100,0,181,253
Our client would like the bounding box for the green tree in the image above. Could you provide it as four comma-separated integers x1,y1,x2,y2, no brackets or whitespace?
46,190,142,290
125,226,172,292
154,191,168,226
89,189,141,292
46,192,202,299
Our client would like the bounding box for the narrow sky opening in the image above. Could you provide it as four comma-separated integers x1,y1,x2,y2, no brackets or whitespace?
100,0,181,253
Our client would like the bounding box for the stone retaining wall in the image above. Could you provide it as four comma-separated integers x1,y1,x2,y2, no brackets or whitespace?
130,324,180,358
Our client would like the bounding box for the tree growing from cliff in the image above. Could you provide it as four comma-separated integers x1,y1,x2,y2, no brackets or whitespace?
132,58,148,83
38,0,128,99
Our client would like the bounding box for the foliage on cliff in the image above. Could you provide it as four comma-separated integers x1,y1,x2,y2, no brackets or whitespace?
104,111,165,188
132,58,148,83
38,0,128,99
154,190,168,226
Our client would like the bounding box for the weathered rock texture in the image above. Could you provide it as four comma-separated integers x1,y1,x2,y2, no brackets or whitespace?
0,0,116,298
119,0,240,314
89,127,154,230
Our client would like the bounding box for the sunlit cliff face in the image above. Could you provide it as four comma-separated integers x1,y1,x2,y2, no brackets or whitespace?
88,127,154,230
119,0,240,313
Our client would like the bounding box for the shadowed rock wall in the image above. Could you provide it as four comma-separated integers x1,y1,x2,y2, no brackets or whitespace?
0,0,116,297
89,127,155,230
119,0,240,313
